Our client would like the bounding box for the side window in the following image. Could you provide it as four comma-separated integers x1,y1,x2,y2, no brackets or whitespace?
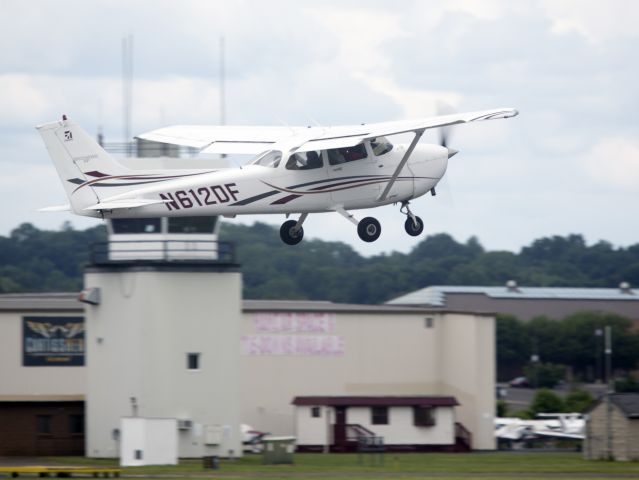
327,144,368,165
286,151,324,170
413,406,436,426
371,406,389,425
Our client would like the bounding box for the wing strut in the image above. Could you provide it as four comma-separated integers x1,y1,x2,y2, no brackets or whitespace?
377,128,425,202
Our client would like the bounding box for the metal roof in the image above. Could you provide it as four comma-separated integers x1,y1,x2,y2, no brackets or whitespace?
0,293,82,312
611,394,639,418
0,293,474,316
388,285,638,307
292,395,459,407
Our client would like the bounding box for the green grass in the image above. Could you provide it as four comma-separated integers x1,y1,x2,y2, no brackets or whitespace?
43,452,639,479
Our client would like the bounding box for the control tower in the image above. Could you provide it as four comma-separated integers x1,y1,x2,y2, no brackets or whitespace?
82,141,242,459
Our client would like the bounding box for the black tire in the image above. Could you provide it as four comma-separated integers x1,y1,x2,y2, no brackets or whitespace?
357,217,381,242
404,216,424,236
279,220,304,245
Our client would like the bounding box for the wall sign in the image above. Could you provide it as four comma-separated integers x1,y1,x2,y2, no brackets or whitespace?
22,316,85,366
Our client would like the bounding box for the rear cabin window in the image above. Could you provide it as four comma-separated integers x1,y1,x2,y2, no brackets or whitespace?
286,151,324,170
327,144,368,165
370,137,393,156
253,150,282,168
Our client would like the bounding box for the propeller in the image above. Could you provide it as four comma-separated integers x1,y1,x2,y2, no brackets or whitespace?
435,101,458,206
436,100,459,158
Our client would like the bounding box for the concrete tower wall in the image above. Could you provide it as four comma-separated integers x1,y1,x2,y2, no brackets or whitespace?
84,267,242,458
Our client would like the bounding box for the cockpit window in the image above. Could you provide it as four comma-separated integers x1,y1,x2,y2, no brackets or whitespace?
370,137,393,156
252,150,282,168
327,144,368,165
286,150,324,170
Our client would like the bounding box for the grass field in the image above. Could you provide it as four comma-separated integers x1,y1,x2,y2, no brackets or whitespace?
38,452,639,480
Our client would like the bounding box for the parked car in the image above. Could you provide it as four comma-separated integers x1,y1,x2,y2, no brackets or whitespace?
509,376,531,388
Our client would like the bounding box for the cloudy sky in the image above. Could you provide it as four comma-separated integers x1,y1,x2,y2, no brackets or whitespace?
1,0,638,255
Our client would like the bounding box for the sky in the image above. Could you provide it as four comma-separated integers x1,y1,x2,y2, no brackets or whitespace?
1,0,638,256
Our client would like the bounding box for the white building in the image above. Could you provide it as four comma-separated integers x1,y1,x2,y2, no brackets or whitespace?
0,291,496,456
292,395,464,452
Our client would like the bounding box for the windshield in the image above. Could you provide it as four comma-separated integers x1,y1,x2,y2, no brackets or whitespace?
252,150,282,168
370,137,393,156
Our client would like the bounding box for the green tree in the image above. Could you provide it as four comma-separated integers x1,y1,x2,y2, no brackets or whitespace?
523,362,565,388
564,389,594,413
529,389,564,416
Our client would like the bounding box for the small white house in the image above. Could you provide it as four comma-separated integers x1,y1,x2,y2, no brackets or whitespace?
292,396,468,452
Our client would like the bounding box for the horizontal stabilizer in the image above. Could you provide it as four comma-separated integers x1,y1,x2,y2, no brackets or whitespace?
38,204,71,212
83,198,166,211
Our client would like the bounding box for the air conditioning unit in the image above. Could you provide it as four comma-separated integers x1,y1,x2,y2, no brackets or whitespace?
177,419,193,430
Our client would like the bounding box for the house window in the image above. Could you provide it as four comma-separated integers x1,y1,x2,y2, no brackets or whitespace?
36,415,52,435
424,317,434,328
69,414,84,435
187,353,200,370
371,406,389,425
414,406,436,426
311,406,321,418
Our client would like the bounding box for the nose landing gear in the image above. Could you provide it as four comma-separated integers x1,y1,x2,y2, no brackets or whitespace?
401,202,423,237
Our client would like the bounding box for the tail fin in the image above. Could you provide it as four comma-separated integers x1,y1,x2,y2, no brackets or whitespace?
36,117,130,215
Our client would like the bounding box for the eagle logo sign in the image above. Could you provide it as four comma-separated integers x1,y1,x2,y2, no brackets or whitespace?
26,320,84,338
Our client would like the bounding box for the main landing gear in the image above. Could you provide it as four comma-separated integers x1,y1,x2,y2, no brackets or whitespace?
279,213,307,245
278,204,424,245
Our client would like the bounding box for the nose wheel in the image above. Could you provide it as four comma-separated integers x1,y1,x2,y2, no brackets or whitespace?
400,202,424,237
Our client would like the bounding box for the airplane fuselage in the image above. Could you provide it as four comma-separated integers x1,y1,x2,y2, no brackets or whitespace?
98,142,449,219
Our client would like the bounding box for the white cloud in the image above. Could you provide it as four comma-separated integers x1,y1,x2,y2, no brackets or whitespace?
583,137,639,191
541,0,639,43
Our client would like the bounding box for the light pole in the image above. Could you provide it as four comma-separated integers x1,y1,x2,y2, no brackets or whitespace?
595,328,603,383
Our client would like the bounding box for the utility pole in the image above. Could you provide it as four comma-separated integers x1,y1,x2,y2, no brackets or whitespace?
219,36,226,160
122,35,134,156
605,325,613,459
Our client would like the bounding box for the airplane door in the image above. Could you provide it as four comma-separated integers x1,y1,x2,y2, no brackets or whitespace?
273,150,329,210
326,144,382,207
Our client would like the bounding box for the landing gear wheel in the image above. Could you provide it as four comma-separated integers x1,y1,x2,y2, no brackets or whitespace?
404,216,424,236
280,220,304,245
357,217,381,242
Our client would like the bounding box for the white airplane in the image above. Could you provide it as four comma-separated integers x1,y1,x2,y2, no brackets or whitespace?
495,413,585,444
37,108,517,245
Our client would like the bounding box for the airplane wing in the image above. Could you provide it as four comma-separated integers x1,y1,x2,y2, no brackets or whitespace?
137,108,518,155
534,430,585,440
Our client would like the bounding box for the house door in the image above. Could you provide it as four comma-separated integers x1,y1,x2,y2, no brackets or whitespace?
333,406,348,449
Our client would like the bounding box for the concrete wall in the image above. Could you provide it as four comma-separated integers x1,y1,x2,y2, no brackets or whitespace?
585,402,639,461
84,268,242,458
437,313,496,450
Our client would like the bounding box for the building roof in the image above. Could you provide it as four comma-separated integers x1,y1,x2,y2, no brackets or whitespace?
388,285,638,307
292,396,459,407
0,293,490,316
0,293,82,312
611,394,639,418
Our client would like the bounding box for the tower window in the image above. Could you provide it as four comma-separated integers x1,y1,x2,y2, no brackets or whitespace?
187,353,200,370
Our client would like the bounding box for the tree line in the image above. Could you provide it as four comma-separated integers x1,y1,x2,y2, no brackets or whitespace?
2,221,639,305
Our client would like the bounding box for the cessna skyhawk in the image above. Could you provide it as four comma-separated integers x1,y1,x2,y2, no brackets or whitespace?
37,108,517,245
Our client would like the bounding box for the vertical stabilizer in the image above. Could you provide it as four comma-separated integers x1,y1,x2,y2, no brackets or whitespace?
36,117,130,216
